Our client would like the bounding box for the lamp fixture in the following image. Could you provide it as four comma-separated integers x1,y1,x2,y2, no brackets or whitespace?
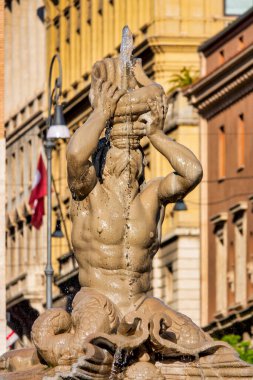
47,104,70,140
173,199,187,211
51,217,64,238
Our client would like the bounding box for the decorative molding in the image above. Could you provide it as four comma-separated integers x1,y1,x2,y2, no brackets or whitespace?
229,201,248,215
210,212,228,224
161,227,200,247
204,303,253,335
185,44,253,120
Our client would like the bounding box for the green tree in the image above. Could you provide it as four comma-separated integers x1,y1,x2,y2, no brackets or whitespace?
221,334,253,364
168,66,199,93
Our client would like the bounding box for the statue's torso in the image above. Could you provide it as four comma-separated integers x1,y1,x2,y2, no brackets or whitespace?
70,181,161,312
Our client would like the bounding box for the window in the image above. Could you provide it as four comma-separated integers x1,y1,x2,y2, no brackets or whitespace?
238,36,244,50
218,126,226,179
54,16,60,52
219,50,225,64
98,0,103,14
211,213,228,315
28,140,32,187
230,202,248,306
19,146,24,193
37,6,45,23
11,152,16,199
87,0,92,24
237,114,245,169
224,0,253,15
64,8,70,43
74,0,81,33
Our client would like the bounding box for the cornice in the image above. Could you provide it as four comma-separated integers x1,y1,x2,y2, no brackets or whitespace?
210,212,228,225
199,8,253,56
185,44,253,120
229,201,248,215
147,35,205,54
6,111,45,148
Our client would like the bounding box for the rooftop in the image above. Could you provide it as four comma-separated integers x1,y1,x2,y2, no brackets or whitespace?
198,6,253,55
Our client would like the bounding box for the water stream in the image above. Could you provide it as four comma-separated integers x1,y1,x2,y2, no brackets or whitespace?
120,26,135,303
108,26,135,379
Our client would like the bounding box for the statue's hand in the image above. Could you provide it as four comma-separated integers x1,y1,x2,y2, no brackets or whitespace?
95,79,126,120
144,95,168,137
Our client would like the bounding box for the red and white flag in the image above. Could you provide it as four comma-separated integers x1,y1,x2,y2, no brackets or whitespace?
6,327,19,348
29,153,47,229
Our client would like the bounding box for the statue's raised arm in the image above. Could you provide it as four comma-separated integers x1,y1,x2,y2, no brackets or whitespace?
66,79,125,200
140,96,203,206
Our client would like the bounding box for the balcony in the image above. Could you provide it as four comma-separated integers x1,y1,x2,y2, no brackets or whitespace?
6,270,44,311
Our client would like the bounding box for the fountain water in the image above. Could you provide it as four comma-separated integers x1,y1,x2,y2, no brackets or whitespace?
1,26,253,380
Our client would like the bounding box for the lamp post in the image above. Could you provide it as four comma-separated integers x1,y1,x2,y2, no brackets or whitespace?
45,54,70,309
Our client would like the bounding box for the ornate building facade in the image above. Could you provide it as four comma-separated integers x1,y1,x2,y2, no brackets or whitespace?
4,0,47,346
45,0,236,326
186,6,253,336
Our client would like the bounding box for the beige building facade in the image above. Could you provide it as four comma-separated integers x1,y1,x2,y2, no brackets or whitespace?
4,0,47,345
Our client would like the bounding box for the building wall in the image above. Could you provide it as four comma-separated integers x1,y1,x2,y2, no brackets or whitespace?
152,91,201,324
205,23,253,74
186,7,253,333
46,0,234,97
4,0,47,345
5,0,46,121
45,0,236,324
208,93,253,321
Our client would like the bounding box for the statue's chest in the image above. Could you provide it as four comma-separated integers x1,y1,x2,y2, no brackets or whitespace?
90,197,157,246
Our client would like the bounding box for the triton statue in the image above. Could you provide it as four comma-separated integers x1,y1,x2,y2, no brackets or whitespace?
1,26,253,380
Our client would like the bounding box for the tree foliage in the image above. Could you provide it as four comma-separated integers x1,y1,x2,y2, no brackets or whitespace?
168,66,199,93
221,334,253,364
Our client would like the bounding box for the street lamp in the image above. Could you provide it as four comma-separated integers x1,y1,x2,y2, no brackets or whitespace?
45,54,70,309
173,199,188,211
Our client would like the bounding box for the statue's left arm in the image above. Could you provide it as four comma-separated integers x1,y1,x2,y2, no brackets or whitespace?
143,98,203,205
